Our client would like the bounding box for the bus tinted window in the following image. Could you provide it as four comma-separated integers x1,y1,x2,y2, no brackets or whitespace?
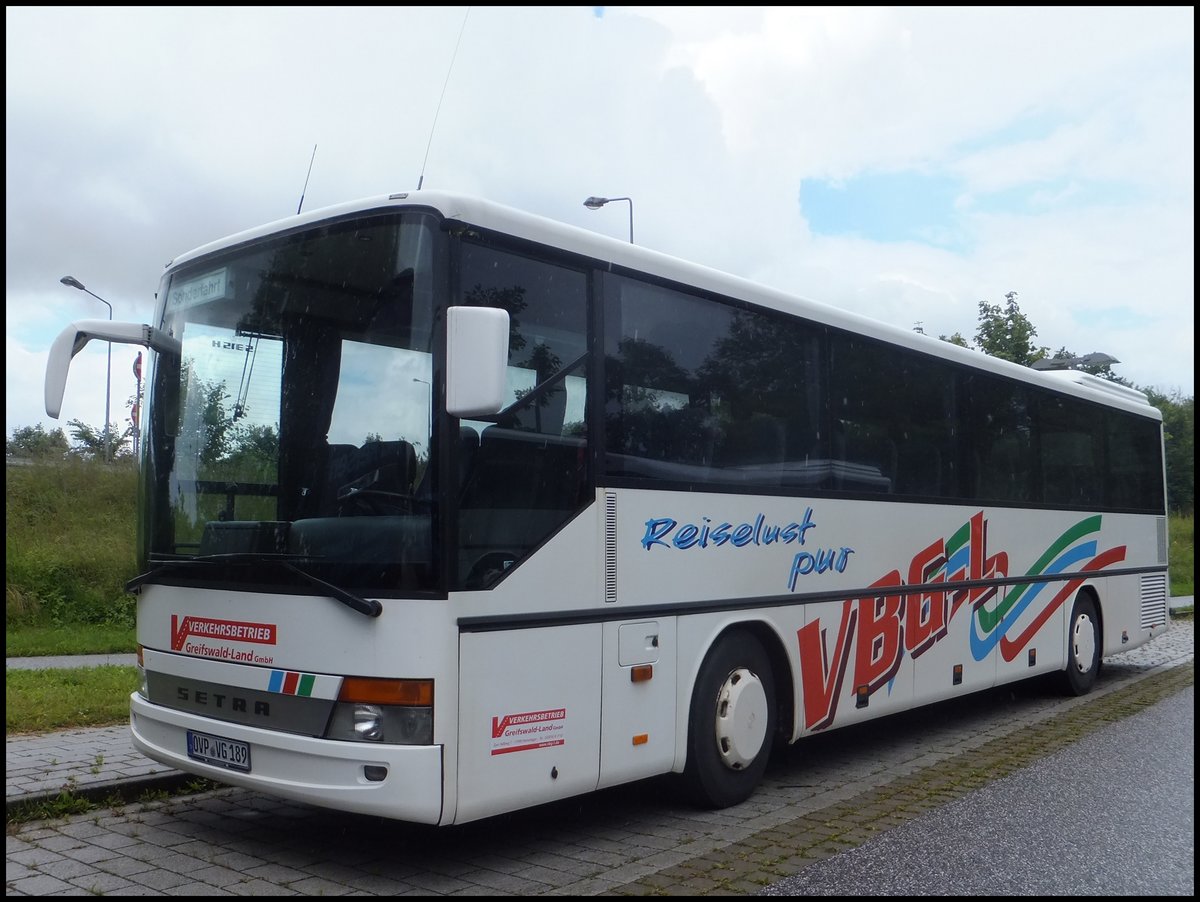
1106,410,1166,511
604,275,825,488
966,373,1035,504
1037,390,1104,507
828,334,962,497
705,308,825,488
456,242,590,588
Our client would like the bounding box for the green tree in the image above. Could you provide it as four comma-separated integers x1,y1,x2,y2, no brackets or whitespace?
6,424,71,459
939,332,970,348
66,419,133,461
178,362,236,467
1144,388,1195,515
221,424,280,483
973,291,1046,365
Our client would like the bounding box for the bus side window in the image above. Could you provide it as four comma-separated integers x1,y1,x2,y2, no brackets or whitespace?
838,426,896,492
897,440,942,497
719,413,786,485
976,433,1031,503
454,240,589,590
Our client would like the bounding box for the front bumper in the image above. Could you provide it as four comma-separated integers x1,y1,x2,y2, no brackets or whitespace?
130,693,444,823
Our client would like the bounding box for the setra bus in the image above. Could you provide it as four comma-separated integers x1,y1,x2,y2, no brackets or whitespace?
44,190,1171,825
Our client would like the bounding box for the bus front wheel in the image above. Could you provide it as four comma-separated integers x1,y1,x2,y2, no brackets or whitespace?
1059,593,1101,696
682,631,776,809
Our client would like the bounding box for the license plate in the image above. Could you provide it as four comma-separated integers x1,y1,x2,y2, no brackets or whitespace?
187,730,251,772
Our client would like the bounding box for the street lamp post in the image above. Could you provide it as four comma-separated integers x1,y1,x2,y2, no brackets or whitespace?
583,195,634,243
59,276,113,463
412,377,432,445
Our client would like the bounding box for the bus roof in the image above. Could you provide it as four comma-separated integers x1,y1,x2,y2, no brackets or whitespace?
164,189,1160,420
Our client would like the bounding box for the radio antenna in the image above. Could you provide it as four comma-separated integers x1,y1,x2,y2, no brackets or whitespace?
418,7,471,190
296,144,318,215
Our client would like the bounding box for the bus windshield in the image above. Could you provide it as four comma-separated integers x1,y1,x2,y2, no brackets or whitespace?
143,212,441,593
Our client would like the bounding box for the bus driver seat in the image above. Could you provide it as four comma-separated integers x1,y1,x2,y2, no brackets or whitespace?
336,440,418,513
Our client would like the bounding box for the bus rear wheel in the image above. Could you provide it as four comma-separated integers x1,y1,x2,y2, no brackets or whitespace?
1059,593,1101,696
682,631,776,809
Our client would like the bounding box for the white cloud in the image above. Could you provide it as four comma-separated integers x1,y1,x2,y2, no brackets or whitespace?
6,5,1194,442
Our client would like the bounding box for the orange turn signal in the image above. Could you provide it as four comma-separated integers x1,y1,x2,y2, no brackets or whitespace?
630,664,654,683
339,677,433,706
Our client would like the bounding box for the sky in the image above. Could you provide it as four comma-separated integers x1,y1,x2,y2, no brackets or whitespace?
5,6,1195,443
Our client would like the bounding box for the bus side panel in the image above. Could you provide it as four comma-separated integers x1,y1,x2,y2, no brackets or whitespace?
455,625,602,824
597,618,678,790
1098,572,1162,656
902,583,997,709
795,597,916,734
993,584,1066,685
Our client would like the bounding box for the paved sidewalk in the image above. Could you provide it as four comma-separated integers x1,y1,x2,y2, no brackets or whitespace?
5,726,186,812
6,653,137,670
6,656,182,812
5,600,1193,816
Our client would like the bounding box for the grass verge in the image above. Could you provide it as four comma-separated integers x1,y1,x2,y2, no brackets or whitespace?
5,666,139,733
1168,512,1194,596
5,623,137,658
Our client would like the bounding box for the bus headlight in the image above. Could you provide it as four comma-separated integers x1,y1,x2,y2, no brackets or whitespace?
325,703,433,744
355,704,384,741
323,677,433,745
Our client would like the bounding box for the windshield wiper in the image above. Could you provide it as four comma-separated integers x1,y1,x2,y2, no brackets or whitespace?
126,554,382,618
279,562,381,618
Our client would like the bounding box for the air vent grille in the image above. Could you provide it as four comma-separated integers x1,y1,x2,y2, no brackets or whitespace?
604,492,618,603
1140,573,1168,629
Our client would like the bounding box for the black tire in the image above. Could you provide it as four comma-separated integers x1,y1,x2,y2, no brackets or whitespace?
682,631,776,809
1059,593,1101,696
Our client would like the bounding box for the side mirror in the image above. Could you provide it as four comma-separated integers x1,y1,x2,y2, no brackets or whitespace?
45,319,181,418
445,306,509,418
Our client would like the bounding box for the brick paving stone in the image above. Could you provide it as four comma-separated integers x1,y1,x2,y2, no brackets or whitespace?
5,862,37,882
282,876,354,895
57,842,124,864
96,854,161,878
68,872,138,894
162,883,233,895
242,862,311,884
125,867,196,891
6,847,67,868
224,878,303,895
39,856,103,881
7,874,77,895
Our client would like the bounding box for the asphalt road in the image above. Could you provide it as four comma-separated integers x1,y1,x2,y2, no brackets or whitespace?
761,685,1195,896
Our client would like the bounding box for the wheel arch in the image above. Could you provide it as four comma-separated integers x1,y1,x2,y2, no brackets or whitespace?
677,618,796,766
735,619,796,749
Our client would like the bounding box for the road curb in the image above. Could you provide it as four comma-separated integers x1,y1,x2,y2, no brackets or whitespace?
5,771,197,820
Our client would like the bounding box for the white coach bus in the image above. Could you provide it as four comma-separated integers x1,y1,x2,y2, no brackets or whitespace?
44,190,1171,825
